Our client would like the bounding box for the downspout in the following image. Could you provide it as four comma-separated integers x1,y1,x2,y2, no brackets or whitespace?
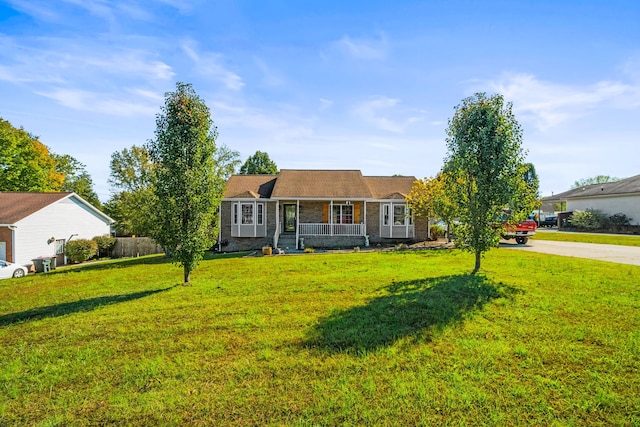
274,202,280,249
218,207,222,252
8,225,17,263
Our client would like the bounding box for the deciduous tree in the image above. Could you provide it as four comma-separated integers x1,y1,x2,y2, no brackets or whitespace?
443,93,538,274
571,175,621,189
0,117,63,191
147,82,222,284
54,154,101,207
105,145,157,236
239,150,278,175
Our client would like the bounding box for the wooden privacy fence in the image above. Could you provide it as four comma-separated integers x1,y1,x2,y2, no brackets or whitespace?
113,237,164,258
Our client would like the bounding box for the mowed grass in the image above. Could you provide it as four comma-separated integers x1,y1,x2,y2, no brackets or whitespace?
1,249,639,426
535,230,640,247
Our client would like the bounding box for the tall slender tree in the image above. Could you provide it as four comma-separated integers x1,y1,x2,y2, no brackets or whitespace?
147,82,222,284
443,93,538,274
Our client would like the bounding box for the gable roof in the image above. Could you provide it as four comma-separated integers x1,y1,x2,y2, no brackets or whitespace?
0,192,113,225
0,192,71,224
271,170,373,199
545,174,640,201
364,176,416,199
223,170,417,200
224,175,277,199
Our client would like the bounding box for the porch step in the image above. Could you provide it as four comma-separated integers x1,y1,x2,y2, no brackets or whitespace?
277,235,297,250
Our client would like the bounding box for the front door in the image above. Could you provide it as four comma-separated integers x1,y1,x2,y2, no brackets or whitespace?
284,204,296,233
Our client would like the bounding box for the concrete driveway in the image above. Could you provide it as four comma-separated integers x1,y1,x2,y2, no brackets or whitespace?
503,240,640,266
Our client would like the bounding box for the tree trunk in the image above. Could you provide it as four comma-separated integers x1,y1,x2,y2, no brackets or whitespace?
183,265,190,284
472,250,481,274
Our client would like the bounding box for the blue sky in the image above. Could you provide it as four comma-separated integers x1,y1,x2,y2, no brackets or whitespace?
1,0,639,202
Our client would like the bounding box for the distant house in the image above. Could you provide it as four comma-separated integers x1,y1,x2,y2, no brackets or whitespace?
219,170,428,251
543,174,640,225
0,192,114,267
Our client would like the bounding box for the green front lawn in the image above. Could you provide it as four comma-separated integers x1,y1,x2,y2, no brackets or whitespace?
1,249,639,426
535,230,640,246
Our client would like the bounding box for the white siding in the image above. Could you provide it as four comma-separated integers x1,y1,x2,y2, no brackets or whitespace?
567,194,640,225
14,197,111,265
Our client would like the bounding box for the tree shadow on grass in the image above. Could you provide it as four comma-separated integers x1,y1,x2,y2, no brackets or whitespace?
0,286,176,327
304,275,518,353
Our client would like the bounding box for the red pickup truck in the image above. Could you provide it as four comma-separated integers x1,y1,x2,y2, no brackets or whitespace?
501,219,537,244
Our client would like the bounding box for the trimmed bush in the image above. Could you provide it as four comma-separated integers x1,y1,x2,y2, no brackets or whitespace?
65,239,98,264
571,209,608,230
93,235,117,258
430,223,445,240
608,213,632,228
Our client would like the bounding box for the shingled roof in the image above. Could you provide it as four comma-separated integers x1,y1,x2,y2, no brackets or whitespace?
0,192,71,224
546,174,640,201
223,175,277,199
364,176,415,199
223,170,417,200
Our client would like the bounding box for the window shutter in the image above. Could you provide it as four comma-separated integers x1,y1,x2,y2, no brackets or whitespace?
354,204,360,223
323,204,329,223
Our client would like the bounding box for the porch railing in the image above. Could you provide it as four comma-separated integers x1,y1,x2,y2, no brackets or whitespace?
298,223,365,236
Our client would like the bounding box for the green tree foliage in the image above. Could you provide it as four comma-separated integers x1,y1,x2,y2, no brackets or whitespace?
54,154,101,207
0,117,64,191
147,82,222,284
407,173,459,242
443,93,538,274
571,175,621,189
92,235,117,258
104,145,157,236
239,150,278,175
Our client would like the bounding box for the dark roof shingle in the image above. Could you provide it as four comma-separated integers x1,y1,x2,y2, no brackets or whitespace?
0,192,71,224
223,170,417,200
545,174,640,200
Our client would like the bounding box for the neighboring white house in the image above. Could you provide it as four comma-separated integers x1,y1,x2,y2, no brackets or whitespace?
0,192,114,267
544,174,640,225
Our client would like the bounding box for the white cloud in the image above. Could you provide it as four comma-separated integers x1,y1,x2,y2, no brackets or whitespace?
36,87,159,116
182,42,244,90
336,33,388,60
479,73,640,130
353,96,423,133
318,98,333,111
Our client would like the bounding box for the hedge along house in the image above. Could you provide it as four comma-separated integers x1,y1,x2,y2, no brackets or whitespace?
0,192,114,267
219,170,428,252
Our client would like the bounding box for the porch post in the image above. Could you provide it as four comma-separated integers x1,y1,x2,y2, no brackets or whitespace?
330,200,333,236
363,201,367,236
295,200,300,249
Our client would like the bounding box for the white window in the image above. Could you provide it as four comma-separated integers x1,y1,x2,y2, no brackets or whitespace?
257,204,264,225
383,204,390,226
332,204,353,224
232,202,265,226
242,204,254,225
383,204,412,226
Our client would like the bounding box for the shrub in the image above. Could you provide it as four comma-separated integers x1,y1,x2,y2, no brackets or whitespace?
430,223,445,240
303,247,315,253
65,239,98,264
608,213,632,228
93,235,117,258
571,209,608,230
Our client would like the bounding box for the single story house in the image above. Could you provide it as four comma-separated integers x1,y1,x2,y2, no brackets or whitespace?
543,174,640,225
219,169,428,251
0,192,114,267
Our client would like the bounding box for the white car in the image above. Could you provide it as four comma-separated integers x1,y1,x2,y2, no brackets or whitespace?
0,260,28,279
